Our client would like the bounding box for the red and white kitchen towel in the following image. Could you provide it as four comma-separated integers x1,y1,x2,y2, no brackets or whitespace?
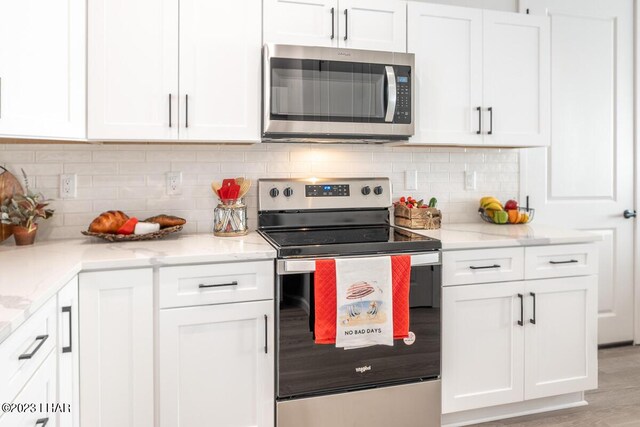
314,255,411,349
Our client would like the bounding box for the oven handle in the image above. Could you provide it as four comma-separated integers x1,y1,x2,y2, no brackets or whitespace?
279,252,440,274
384,66,397,123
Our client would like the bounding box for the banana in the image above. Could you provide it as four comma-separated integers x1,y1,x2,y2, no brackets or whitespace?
480,196,502,209
483,202,504,211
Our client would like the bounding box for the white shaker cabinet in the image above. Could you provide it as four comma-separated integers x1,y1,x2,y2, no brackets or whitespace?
264,0,406,52
407,3,550,147
159,300,275,427
79,268,154,427
88,0,179,140
57,276,79,427
442,282,526,413
0,0,85,139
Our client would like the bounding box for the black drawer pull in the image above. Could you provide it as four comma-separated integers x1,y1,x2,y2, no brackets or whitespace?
19,335,49,360
264,314,268,354
35,418,49,426
549,259,578,265
198,281,238,289
530,292,536,324
517,293,524,326
469,264,501,270
62,306,72,353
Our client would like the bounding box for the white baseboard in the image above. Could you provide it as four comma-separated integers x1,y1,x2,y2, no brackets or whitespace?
442,392,587,427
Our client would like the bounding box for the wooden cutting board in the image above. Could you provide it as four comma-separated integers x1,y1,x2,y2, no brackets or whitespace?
0,166,24,242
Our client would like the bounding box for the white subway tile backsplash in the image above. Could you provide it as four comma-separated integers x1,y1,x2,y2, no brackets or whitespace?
0,143,520,241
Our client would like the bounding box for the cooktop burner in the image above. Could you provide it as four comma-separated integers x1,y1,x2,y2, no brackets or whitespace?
259,225,440,258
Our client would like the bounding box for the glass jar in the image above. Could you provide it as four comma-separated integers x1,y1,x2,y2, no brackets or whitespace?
213,200,248,236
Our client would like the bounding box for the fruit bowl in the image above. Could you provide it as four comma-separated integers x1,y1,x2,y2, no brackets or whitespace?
478,207,535,225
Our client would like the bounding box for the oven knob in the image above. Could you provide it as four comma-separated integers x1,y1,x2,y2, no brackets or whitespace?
269,188,279,198
283,187,293,197
361,186,371,195
374,186,384,195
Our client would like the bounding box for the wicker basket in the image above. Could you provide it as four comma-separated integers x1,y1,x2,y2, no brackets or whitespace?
394,204,441,230
81,225,183,241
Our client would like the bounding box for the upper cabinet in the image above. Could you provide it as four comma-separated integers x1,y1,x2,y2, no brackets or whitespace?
0,0,85,140
88,0,261,142
407,3,550,147
264,0,406,52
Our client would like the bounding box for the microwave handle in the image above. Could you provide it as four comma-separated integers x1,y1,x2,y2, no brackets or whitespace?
384,66,397,123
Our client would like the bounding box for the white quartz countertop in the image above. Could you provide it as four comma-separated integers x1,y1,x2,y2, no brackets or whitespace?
402,222,601,250
0,233,276,345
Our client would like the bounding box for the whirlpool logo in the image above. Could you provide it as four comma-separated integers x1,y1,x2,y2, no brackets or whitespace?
337,51,352,57
355,365,372,374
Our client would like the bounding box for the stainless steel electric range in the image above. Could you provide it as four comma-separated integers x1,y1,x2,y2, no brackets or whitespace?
258,177,442,427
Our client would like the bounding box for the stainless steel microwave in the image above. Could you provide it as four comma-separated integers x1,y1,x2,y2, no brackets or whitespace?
263,44,414,143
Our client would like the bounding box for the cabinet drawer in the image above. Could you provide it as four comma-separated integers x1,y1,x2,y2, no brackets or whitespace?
442,248,525,286
525,244,598,279
159,261,274,308
0,297,57,406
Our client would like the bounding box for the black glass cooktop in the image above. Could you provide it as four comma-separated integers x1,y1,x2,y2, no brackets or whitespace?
259,225,441,258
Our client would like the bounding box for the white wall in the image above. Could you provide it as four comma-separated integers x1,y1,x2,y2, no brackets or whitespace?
0,143,519,242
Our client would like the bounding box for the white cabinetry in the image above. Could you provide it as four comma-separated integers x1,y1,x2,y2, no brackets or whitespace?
159,301,274,427
88,0,261,142
0,0,85,139
79,268,154,427
407,3,549,147
442,244,598,418
264,0,406,52
57,276,79,427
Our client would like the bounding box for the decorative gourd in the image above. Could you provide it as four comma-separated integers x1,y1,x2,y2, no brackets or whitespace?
0,166,25,242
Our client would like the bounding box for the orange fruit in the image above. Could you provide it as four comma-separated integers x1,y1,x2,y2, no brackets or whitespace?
507,210,520,224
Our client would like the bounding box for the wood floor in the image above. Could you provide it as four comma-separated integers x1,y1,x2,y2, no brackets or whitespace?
474,345,640,426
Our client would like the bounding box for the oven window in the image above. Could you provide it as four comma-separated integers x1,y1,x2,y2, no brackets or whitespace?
270,58,387,123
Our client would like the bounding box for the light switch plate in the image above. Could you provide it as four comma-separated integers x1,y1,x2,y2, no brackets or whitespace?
465,171,477,190
405,170,418,191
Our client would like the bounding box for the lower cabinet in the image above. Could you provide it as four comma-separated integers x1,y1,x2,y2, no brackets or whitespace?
442,275,597,414
159,300,274,427
79,268,154,427
57,276,79,427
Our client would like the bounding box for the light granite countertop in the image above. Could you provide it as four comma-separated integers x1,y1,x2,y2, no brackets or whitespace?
403,222,601,250
0,232,277,345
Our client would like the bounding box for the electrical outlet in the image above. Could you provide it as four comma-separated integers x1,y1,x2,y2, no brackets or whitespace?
465,171,477,190
59,174,77,199
405,170,418,191
166,172,182,195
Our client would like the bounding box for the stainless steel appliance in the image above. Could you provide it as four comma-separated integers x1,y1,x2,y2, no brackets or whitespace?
258,177,441,427
263,45,415,143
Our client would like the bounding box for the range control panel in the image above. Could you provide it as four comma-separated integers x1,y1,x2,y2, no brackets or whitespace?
393,66,412,125
258,178,391,211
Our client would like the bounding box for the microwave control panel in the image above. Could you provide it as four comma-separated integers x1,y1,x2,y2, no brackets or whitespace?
394,66,411,124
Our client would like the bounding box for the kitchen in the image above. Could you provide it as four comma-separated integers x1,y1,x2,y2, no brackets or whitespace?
0,0,634,426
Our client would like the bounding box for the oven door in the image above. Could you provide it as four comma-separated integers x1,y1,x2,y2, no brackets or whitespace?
263,44,413,139
276,257,441,399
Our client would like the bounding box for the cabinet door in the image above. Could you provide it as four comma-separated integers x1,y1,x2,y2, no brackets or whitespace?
88,0,178,140
0,351,57,427
79,269,154,427
407,3,483,145
57,276,79,427
338,0,406,52
524,276,598,400
483,11,550,147
264,0,338,47
442,282,525,414
160,300,274,427
178,0,261,142
0,0,85,139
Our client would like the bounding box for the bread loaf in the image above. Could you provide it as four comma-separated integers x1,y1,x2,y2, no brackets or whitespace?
143,214,186,228
88,211,130,234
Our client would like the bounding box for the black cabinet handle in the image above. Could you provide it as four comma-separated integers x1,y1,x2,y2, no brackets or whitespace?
469,264,501,270
35,418,49,426
330,8,335,40
198,281,238,289
488,107,493,135
517,294,524,326
530,292,536,324
62,306,72,353
343,9,348,41
549,259,578,265
476,106,482,134
185,94,189,128
19,335,48,360
264,315,268,354
168,94,172,128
